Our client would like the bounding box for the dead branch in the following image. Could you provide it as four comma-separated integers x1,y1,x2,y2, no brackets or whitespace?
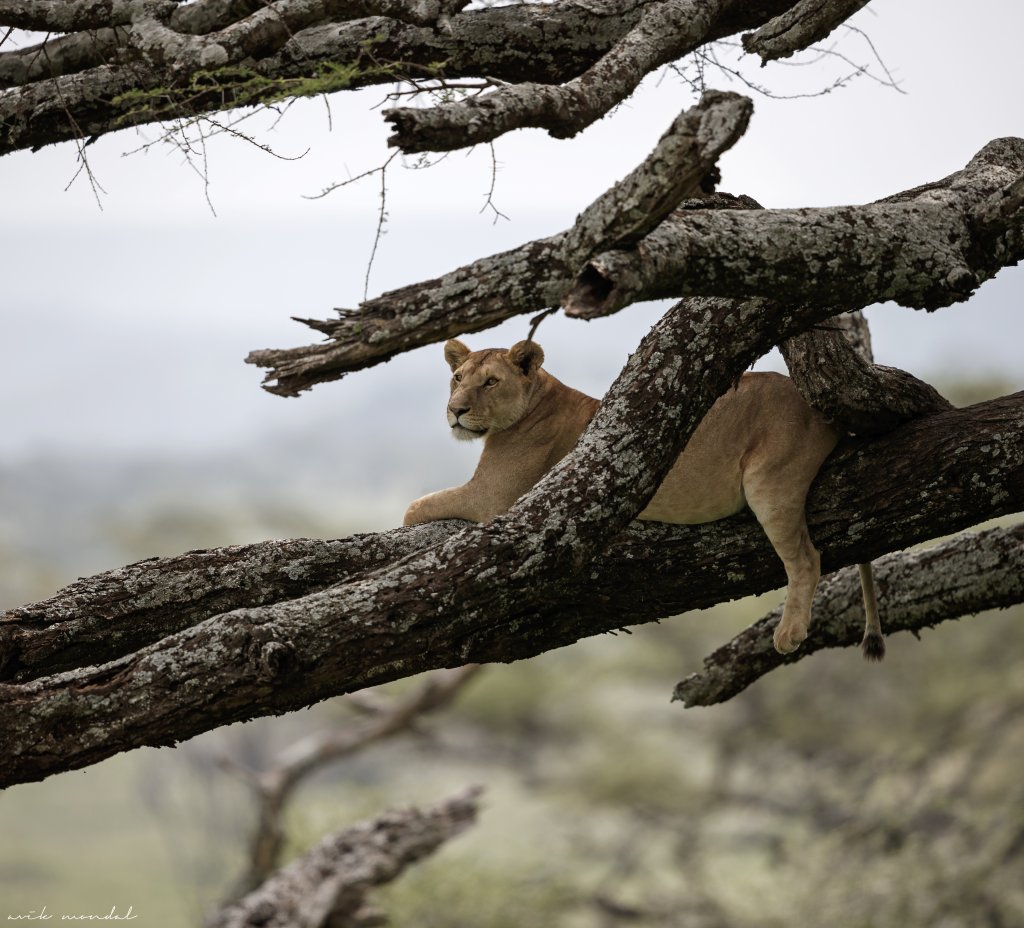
226,665,481,896
742,0,873,62
206,787,481,928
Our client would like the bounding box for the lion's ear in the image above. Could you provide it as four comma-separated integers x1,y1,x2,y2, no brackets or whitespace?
507,340,544,376
444,339,471,372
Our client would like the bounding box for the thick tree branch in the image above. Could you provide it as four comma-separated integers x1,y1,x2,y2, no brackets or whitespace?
381,0,871,152
4,284,1023,788
0,523,459,683
247,92,751,396
742,0,872,62
207,787,480,928
251,138,1024,397
675,522,1024,707
383,0,730,152
781,310,953,435
0,29,124,89
564,138,1024,318
0,0,176,32
0,0,796,155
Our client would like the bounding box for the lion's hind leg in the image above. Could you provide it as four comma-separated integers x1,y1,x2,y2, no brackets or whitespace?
743,472,823,655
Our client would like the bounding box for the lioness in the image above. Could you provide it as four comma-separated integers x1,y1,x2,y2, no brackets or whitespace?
404,339,884,658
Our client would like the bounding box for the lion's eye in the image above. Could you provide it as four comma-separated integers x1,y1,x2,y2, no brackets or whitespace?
453,373,462,382
485,377,498,387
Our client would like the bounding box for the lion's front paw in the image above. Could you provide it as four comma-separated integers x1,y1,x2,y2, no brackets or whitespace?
773,622,807,655
403,498,427,526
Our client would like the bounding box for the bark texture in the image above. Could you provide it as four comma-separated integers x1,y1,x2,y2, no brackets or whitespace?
251,139,1024,397
247,92,752,396
563,138,1024,318
0,523,459,683
206,788,480,928
674,523,1024,707
0,0,804,156
781,310,953,435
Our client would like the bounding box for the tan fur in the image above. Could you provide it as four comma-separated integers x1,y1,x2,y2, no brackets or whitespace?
405,339,882,656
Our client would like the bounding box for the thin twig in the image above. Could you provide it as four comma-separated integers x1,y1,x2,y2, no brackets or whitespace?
526,306,558,342
44,40,106,209
479,141,509,224
841,23,906,93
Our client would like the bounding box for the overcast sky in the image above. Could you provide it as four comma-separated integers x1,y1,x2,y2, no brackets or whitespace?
1,0,1022,462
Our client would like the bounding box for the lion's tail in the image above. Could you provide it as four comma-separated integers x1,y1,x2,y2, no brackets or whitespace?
858,562,885,661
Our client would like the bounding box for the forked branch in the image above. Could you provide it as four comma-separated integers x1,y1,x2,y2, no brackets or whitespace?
248,91,752,395
251,137,1024,397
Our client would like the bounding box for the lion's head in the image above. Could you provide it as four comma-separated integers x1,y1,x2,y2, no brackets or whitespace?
442,338,545,440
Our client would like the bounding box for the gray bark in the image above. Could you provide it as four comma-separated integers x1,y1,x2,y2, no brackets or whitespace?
248,92,752,396
0,0,798,155
674,523,1024,707
563,138,1024,318
0,524,457,683
207,787,480,928
781,311,953,435
251,139,1024,397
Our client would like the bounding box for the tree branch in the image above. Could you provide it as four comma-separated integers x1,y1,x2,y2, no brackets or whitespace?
250,138,1024,397
247,92,752,396
0,28,123,89
225,665,481,897
206,787,481,928
0,522,460,683
674,522,1024,707
381,0,873,152
563,138,1024,318
781,310,953,435
742,0,872,62
0,0,795,155
0,0,177,32
383,0,731,152
4,295,1023,787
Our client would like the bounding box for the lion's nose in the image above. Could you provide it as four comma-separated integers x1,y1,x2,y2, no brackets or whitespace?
449,405,470,418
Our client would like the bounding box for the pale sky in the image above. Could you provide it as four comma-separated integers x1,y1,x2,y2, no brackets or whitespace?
1,0,1022,460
